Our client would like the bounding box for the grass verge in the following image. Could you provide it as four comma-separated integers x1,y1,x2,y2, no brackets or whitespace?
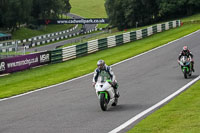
127,80,200,133
70,0,107,18
0,23,200,99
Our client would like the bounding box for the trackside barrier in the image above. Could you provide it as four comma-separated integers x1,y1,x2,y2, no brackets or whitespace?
123,32,131,44
17,24,101,49
130,31,136,41
0,41,18,53
88,39,98,53
18,25,78,45
98,38,108,50
142,29,148,38
50,49,62,63
62,45,76,61
147,27,153,36
76,43,88,57
0,51,50,74
115,34,123,46
57,20,181,63
152,25,157,34
107,36,116,48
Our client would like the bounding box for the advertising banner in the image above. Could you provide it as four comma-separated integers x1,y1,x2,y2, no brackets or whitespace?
38,18,109,25
0,51,50,74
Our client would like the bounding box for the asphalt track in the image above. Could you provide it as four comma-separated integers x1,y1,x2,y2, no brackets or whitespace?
0,30,200,133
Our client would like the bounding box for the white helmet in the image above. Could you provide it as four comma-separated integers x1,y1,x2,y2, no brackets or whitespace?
97,60,105,70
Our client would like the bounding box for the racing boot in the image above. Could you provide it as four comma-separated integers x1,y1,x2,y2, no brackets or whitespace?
112,81,120,98
114,89,120,98
191,62,195,72
192,68,195,72
113,85,120,98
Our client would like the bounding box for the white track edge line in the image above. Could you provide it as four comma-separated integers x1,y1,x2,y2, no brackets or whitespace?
109,75,200,133
0,30,199,102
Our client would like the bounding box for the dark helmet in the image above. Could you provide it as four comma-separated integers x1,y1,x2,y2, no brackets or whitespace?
97,60,105,70
183,46,188,52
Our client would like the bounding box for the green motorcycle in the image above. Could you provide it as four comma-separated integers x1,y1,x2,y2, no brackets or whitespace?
179,56,192,79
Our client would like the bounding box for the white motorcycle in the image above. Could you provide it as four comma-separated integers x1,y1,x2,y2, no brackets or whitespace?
95,80,118,111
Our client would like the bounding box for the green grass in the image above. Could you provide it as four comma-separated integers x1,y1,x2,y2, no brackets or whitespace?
181,14,200,22
70,0,107,18
12,24,75,40
127,80,200,133
0,23,200,99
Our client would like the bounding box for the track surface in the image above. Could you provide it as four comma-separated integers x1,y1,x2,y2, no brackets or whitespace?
0,31,200,133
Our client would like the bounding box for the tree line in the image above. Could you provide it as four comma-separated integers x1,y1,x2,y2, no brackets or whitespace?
105,0,200,30
0,0,71,31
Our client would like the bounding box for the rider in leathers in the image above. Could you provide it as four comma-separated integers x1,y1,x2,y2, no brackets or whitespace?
93,60,119,98
178,46,195,72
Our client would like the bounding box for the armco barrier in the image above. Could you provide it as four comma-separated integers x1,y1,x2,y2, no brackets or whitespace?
62,45,76,61
142,29,148,38
107,36,116,48
76,43,88,57
161,24,166,31
147,27,153,36
0,51,50,74
115,34,123,46
50,49,62,63
88,39,98,53
130,31,137,41
136,30,142,40
19,25,78,45
152,25,157,34
98,38,108,50
169,21,173,29
0,41,18,53
123,32,131,44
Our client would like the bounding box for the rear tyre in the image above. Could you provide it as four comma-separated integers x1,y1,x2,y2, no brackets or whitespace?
100,93,107,111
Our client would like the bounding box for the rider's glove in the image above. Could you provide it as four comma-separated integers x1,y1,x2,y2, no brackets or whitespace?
92,82,96,87
177,60,180,65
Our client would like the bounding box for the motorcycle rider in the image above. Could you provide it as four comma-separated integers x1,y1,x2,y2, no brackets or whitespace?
93,60,120,98
178,46,195,72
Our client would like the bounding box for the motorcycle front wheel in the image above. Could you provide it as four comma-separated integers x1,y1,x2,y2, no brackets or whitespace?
183,68,187,79
100,93,108,111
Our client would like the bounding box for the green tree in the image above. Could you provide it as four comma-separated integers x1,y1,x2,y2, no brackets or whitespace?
105,0,159,30
0,0,71,30
0,0,33,31
158,0,200,19
32,0,71,20
105,0,200,30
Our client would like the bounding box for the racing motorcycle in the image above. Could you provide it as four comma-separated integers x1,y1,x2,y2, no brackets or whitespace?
179,56,192,79
95,80,118,111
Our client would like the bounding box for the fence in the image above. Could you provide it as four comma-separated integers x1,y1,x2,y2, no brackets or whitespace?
59,20,181,62
0,41,18,53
